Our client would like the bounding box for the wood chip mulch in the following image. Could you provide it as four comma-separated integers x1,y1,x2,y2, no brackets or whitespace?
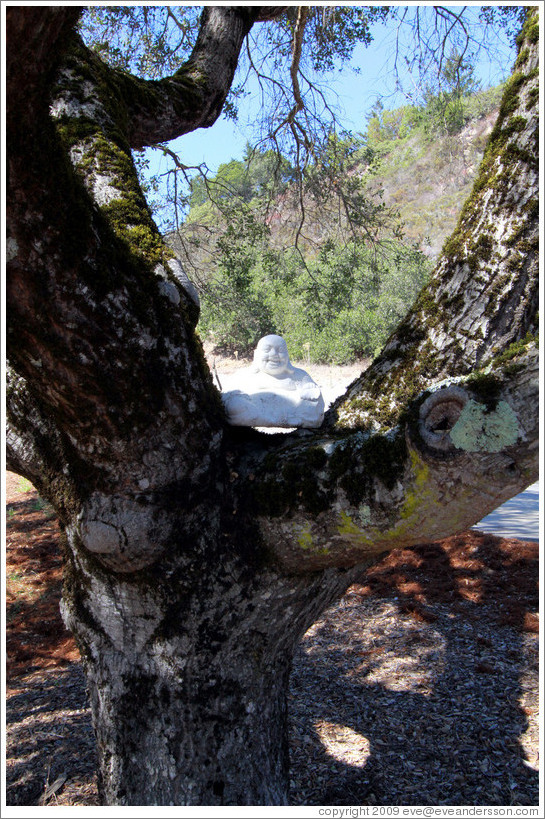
4,473,539,807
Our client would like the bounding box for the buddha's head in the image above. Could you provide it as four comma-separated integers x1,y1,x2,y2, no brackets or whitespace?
253,335,292,378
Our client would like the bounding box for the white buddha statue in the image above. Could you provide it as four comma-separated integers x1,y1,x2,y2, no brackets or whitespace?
221,335,324,428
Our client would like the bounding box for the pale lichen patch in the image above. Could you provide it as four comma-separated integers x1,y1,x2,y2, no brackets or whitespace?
450,399,520,452
50,93,102,120
357,504,372,525
77,491,169,571
6,237,19,262
91,173,123,207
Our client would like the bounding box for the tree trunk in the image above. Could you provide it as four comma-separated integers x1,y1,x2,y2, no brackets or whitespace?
84,654,291,805
60,528,368,804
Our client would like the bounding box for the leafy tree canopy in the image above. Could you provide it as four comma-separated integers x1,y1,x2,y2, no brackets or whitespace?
188,144,296,209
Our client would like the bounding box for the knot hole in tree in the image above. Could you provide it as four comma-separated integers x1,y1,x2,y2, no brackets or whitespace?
418,386,469,453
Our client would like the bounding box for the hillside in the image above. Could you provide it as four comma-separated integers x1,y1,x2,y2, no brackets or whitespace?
252,95,501,261
364,109,499,258
172,86,502,261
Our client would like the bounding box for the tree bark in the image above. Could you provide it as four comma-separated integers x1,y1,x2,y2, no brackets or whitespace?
6,5,539,806
61,545,369,804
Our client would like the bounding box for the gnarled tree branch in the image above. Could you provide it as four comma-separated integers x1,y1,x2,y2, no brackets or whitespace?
119,7,286,149
236,344,538,574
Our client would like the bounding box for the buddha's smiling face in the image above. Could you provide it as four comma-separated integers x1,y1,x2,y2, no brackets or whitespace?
254,335,291,378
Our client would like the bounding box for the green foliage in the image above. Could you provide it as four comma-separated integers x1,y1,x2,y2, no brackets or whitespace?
188,146,295,211
366,102,423,147
460,84,506,127
302,6,391,72
182,78,512,362
174,77,509,363
270,242,430,363
79,8,518,365
79,6,201,78
257,6,391,75
421,51,482,136
198,203,277,354
198,225,431,362
179,130,431,362
367,77,504,154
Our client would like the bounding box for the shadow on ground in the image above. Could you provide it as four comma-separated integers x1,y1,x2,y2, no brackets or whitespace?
289,533,538,805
